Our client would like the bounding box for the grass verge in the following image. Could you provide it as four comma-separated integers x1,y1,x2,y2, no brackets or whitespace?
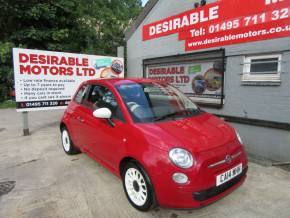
0,100,16,109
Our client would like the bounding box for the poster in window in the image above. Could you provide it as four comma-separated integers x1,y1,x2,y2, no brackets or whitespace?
145,60,224,106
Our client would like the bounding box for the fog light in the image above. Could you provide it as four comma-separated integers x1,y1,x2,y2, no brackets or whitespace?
172,173,188,184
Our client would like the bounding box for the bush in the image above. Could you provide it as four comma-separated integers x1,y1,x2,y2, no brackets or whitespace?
0,42,14,102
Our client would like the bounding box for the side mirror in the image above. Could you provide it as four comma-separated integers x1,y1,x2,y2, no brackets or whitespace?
93,108,115,127
93,108,112,119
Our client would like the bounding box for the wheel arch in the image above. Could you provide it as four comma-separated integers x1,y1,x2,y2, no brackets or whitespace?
119,156,152,177
119,156,139,176
60,122,66,132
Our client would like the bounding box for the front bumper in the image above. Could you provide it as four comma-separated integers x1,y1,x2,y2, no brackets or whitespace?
148,145,248,209
193,166,248,202
155,166,248,209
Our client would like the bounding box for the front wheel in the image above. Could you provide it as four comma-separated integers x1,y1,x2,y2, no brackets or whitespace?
122,162,156,211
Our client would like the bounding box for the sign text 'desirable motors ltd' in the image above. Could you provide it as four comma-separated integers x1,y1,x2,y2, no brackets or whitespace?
143,0,290,51
13,48,124,112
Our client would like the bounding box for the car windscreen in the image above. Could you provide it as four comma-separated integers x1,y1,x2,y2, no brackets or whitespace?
115,82,201,123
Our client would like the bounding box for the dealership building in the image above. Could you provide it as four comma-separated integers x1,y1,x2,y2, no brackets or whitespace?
125,0,290,162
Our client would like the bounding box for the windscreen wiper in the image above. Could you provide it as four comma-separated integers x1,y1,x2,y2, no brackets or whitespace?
154,110,192,122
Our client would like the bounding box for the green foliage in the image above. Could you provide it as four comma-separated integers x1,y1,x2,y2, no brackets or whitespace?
0,0,142,102
0,100,16,109
0,42,14,102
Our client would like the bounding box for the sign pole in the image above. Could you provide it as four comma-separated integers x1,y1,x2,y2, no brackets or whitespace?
117,46,125,76
117,46,124,58
22,111,29,136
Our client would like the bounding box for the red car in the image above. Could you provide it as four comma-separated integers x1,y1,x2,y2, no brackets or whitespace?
60,78,248,211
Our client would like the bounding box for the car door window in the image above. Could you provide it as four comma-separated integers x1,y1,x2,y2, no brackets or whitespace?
74,85,89,104
86,85,125,122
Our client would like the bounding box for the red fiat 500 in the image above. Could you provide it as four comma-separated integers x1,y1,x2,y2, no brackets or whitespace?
60,78,248,211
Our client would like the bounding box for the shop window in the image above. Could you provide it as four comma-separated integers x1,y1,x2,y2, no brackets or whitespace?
242,54,281,85
143,49,225,108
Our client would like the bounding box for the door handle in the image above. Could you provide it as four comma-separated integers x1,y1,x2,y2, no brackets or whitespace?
77,116,85,123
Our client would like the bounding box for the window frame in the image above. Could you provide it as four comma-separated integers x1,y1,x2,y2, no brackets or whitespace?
73,84,90,105
242,54,282,82
143,49,226,109
84,84,126,123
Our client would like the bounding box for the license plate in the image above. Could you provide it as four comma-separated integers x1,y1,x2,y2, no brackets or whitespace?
216,163,243,186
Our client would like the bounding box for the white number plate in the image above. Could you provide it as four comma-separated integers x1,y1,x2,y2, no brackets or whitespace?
216,163,243,186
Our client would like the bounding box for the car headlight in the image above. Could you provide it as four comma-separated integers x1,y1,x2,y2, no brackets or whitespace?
235,130,243,145
169,148,194,169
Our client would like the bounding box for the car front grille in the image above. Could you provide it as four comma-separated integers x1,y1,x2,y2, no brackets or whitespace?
193,166,248,202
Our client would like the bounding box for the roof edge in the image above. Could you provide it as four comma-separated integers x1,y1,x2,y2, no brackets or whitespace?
125,0,159,41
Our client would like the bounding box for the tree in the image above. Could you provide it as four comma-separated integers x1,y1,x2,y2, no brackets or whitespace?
0,0,142,101
76,0,142,55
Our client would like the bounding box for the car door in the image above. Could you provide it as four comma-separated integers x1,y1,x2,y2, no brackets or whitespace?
80,84,127,171
67,84,91,148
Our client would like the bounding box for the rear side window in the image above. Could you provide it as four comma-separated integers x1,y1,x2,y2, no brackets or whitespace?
74,85,89,104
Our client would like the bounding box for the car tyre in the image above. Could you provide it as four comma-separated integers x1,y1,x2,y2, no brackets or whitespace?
61,127,80,155
122,161,157,211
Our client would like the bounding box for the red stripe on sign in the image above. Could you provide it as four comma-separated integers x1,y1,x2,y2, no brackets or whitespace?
142,0,290,41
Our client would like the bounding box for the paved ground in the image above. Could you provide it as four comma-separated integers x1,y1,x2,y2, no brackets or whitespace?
0,109,290,218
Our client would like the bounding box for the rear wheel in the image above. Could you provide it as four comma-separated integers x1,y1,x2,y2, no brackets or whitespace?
61,127,80,155
122,162,156,211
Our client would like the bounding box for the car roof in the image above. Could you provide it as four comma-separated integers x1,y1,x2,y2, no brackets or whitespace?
83,78,164,86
